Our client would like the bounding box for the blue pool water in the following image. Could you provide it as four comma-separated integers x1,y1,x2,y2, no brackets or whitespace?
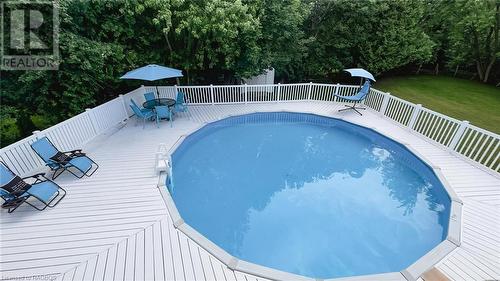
170,112,451,279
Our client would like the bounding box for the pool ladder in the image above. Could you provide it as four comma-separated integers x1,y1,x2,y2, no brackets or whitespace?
155,143,171,173
156,143,174,191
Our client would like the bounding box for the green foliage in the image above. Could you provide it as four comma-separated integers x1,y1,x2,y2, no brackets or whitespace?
303,0,434,79
172,0,263,82
0,107,21,147
445,0,499,82
1,0,499,147
258,0,310,81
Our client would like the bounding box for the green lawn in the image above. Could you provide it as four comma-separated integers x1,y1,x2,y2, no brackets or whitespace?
374,75,500,134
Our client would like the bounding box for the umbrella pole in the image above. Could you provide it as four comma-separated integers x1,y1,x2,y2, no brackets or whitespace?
156,85,160,104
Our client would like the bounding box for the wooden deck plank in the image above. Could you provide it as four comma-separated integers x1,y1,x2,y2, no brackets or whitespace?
178,232,197,281
167,218,186,281
159,219,176,281
83,257,97,281
134,229,145,281
123,237,135,280
103,245,118,281
198,245,217,281
144,226,155,281
188,238,208,281
112,240,128,281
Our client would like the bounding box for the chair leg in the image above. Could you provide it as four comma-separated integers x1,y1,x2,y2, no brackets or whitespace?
51,167,65,180
44,186,67,208
338,102,365,116
24,189,65,211
3,196,28,213
68,158,99,178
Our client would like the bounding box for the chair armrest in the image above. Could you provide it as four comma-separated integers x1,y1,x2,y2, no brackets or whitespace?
65,149,86,157
63,149,82,154
22,173,47,184
22,173,46,180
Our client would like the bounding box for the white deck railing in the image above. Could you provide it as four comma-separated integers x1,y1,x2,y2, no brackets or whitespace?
2,83,499,176
0,96,129,176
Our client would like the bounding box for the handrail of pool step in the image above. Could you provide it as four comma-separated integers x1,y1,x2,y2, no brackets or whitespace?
1,83,498,178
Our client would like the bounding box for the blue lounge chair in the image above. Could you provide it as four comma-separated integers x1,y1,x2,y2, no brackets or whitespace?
31,137,99,180
175,91,189,113
130,103,155,129
335,81,371,115
1,161,66,213
144,92,156,102
155,105,173,128
130,99,153,115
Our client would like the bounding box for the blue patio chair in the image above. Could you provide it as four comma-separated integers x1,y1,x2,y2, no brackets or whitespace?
31,137,99,180
130,99,153,115
335,81,371,116
130,103,155,129
1,161,66,213
155,105,173,128
144,92,156,102
175,91,189,113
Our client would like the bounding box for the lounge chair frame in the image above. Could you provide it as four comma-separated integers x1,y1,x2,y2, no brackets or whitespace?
338,102,367,115
31,137,99,180
335,81,371,116
1,162,66,213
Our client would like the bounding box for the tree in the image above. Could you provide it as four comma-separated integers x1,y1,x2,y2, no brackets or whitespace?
257,0,310,81
168,0,263,83
303,0,434,79
447,0,499,83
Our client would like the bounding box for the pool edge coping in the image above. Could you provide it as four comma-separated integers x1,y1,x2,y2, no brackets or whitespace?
158,109,462,281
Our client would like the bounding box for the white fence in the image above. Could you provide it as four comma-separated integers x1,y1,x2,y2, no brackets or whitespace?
0,96,129,176
2,83,499,176
126,83,500,174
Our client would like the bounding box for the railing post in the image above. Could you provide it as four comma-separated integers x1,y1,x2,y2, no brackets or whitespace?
210,84,214,105
32,130,42,140
380,92,391,115
307,82,313,100
407,104,422,129
119,94,129,120
277,83,281,102
174,84,180,102
244,84,248,104
85,108,99,135
333,83,340,102
449,120,470,150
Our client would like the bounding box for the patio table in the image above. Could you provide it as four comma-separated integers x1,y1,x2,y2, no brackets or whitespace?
143,98,176,109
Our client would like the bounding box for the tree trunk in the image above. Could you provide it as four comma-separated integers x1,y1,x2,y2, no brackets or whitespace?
483,57,496,83
163,32,174,63
471,28,486,82
484,1,500,83
434,63,439,75
416,63,422,74
476,61,485,81
454,65,459,77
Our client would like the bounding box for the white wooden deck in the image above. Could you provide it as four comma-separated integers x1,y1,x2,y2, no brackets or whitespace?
0,101,499,281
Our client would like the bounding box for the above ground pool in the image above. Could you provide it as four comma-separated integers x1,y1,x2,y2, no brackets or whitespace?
170,112,452,279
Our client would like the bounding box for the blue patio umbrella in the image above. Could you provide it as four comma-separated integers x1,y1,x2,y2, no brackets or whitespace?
120,64,183,98
344,68,376,83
